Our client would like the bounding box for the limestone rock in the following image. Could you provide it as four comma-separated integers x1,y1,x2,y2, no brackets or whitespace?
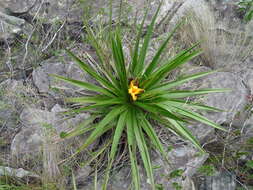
199,171,236,190
11,104,90,167
82,145,208,190
199,72,248,126
32,57,92,95
0,166,40,179
0,11,32,42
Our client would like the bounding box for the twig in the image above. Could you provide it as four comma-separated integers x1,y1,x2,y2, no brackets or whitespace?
22,27,36,79
41,19,66,52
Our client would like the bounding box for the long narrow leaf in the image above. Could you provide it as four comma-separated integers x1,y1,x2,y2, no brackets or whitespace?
135,3,162,76
134,102,184,122
141,116,166,157
134,121,155,189
103,110,128,189
128,144,140,190
162,88,231,99
51,74,115,97
142,44,202,89
76,105,127,153
143,19,185,78
165,104,227,131
167,118,205,152
150,70,217,91
66,50,118,93
131,9,148,75
127,108,140,189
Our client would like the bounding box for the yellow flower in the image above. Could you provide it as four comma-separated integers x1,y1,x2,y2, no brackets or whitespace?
128,80,144,101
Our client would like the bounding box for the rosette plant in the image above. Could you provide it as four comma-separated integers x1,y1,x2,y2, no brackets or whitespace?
53,3,228,190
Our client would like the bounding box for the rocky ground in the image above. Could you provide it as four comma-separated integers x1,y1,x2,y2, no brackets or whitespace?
0,0,253,190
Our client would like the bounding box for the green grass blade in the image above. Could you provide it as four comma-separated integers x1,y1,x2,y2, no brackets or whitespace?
59,115,97,139
167,118,205,153
103,111,128,189
65,96,110,103
128,144,140,190
66,50,118,92
142,44,202,89
141,116,165,157
165,99,224,112
151,70,217,91
79,140,111,169
111,31,128,90
134,102,184,122
143,19,185,78
131,9,148,75
51,74,115,97
134,121,155,189
162,88,231,99
72,170,77,190
135,3,162,76
167,104,227,131
76,105,127,153
110,111,128,159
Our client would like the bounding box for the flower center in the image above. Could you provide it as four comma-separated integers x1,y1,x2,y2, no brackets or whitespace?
128,80,144,101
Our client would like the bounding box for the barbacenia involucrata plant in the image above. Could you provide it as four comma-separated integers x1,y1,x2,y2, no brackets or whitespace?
53,3,229,190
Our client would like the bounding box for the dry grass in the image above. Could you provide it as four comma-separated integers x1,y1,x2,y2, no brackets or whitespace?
175,2,253,70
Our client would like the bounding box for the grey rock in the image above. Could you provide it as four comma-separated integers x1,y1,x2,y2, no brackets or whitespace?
85,0,177,28
176,66,249,141
0,166,40,179
0,11,32,41
242,115,253,141
170,0,211,27
82,145,208,190
32,56,92,95
75,165,92,186
199,72,248,126
1,0,83,23
243,69,253,94
11,126,44,163
199,171,236,190
11,104,90,166
0,80,32,130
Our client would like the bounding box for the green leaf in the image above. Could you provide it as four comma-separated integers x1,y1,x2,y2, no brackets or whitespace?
111,31,128,90
102,110,129,189
134,102,184,122
169,169,184,178
59,115,97,139
161,88,231,99
66,50,118,93
126,108,140,189
150,70,217,91
65,96,109,103
67,97,123,106
140,115,166,157
135,3,162,76
131,9,148,75
142,44,202,89
246,160,253,169
51,74,115,97
164,103,227,131
128,143,141,190
76,105,127,153
143,19,185,78
110,111,128,159
165,99,224,112
134,120,155,189
167,118,205,152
